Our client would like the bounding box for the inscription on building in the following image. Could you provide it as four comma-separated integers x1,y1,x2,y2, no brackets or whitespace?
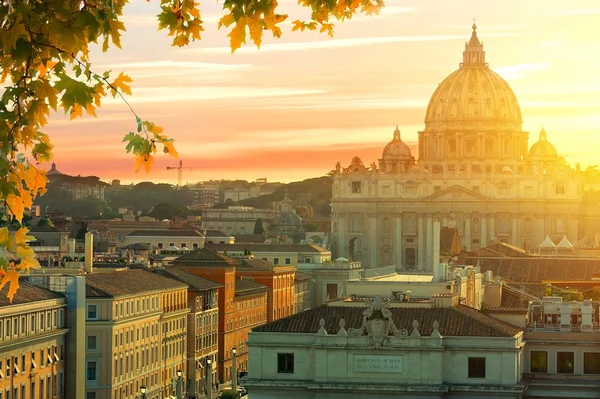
353,355,403,373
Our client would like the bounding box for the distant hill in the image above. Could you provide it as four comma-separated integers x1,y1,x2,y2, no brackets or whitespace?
237,176,332,217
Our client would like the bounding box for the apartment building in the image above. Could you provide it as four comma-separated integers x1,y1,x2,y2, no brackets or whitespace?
0,279,68,399
157,268,221,398
85,270,189,399
172,249,268,384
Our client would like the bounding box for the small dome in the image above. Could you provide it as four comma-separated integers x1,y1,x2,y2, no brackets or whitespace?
529,127,557,158
335,257,349,262
272,212,303,226
382,126,412,159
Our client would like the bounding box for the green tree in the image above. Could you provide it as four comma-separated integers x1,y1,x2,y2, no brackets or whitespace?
75,222,88,240
36,218,54,227
253,218,265,234
0,0,383,300
219,390,240,399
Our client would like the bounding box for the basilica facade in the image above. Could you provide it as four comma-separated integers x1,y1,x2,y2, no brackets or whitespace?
331,24,597,270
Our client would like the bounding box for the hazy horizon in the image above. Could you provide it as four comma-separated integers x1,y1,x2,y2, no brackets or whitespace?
41,0,600,185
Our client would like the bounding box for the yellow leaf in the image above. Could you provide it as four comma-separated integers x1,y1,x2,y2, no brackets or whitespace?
228,18,247,53
247,15,263,48
70,103,83,120
0,268,20,303
292,20,304,31
143,154,155,173
85,103,97,117
219,14,235,29
15,227,35,245
5,194,25,223
0,227,9,246
134,155,145,172
164,141,179,159
111,72,132,96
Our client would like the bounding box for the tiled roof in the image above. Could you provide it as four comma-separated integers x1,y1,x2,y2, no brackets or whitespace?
239,258,279,270
173,248,238,266
253,304,521,337
156,268,223,291
206,243,329,253
0,279,65,308
501,284,540,308
235,278,268,297
502,282,548,298
467,257,600,282
470,242,531,258
86,269,188,297
295,272,311,281
204,230,233,238
233,234,267,243
127,229,203,237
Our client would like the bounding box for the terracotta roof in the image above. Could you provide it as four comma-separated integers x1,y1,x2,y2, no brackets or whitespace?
29,226,61,233
471,242,531,258
156,268,222,291
206,243,329,253
233,234,267,243
467,257,600,282
86,269,188,297
253,304,521,337
503,282,549,298
0,279,65,308
173,248,238,266
239,258,282,270
500,284,540,308
295,272,311,281
235,278,268,297
127,229,203,237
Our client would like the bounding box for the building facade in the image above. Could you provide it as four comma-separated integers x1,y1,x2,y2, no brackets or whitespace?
331,24,595,270
246,295,525,398
0,280,68,399
84,270,189,399
201,207,277,236
156,268,221,398
172,249,269,384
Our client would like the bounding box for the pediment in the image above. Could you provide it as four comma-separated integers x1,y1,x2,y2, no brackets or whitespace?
425,185,488,201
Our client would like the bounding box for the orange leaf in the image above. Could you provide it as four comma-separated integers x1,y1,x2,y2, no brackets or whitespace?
70,104,83,120
0,268,20,303
5,194,25,223
218,14,235,29
112,72,133,96
228,18,247,53
292,20,304,31
15,227,35,244
144,154,155,173
164,141,179,159
134,155,145,172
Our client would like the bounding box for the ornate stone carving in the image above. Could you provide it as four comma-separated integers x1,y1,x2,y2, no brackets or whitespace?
317,318,327,336
337,319,347,336
347,298,403,349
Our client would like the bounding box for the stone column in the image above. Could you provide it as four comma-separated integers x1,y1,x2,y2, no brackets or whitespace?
536,214,545,245
394,213,403,269
464,214,471,252
369,212,378,268
442,214,448,227
489,213,496,242
569,214,579,243
418,213,425,269
512,214,519,246
337,212,347,259
426,213,434,271
481,212,487,247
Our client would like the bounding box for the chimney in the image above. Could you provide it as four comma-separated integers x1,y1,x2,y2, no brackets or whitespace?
84,232,94,273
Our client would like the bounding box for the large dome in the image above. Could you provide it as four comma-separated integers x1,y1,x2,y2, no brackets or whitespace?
424,25,523,128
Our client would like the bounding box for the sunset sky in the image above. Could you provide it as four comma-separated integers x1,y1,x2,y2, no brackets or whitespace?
43,0,600,184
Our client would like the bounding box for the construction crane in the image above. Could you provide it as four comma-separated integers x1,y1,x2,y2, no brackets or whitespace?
166,160,195,187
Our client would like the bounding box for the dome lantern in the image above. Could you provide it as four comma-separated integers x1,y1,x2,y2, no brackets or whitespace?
461,23,487,68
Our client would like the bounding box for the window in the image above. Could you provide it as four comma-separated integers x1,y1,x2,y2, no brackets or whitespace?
530,351,547,373
382,185,390,195
87,305,97,320
285,258,291,265
351,181,362,193
277,353,294,373
468,357,486,378
86,393,97,399
434,186,441,194
87,336,97,350
87,361,97,381
555,183,565,194
557,352,574,374
584,352,600,374
273,258,279,265
465,139,476,153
